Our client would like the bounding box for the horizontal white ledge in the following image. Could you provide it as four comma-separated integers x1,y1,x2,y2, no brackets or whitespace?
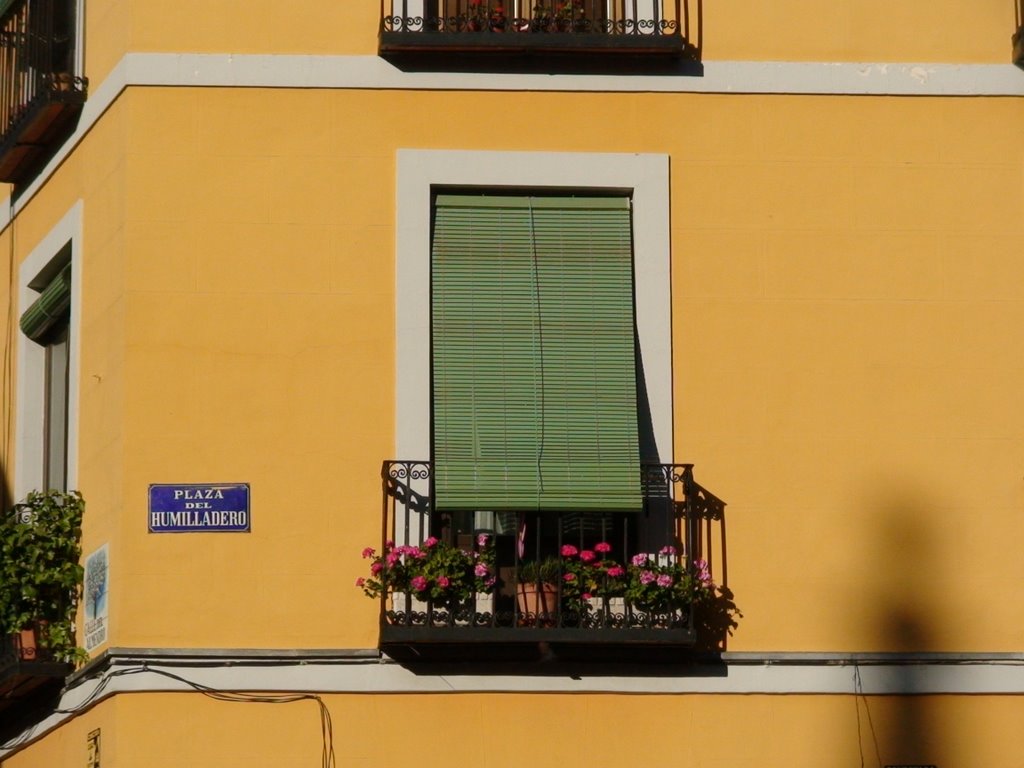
6,648,1024,758
127,54,1024,96
4,53,1021,229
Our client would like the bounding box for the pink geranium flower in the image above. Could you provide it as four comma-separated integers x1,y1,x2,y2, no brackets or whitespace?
370,562,383,575
659,545,678,556
361,547,375,559
355,577,365,587
561,544,578,557
436,576,450,588
657,574,674,587
631,553,649,567
563,572,576,581
475,563,490,577
594,542,612,554
579,550,596,563
606,565,625,578
639,570,656,584
410,576,429,591
423,536,439,548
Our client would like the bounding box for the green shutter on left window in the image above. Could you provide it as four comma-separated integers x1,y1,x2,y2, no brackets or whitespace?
20,264,72,342
431,194,642,514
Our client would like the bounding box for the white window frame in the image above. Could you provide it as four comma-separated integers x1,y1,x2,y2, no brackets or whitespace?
395,149,673,464
15,201,83,498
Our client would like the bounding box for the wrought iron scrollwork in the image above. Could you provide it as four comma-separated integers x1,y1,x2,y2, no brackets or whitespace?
383,4,681,38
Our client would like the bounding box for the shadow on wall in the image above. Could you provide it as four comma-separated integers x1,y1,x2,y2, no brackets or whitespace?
0,463,10,515
1014,0,1024,65
855,488,950,767
688,477,741,653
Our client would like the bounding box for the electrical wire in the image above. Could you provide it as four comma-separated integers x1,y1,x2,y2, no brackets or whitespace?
853,665,882,768
2,664,336,768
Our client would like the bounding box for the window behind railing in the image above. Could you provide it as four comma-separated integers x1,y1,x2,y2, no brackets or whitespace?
0,0,78,133
382,0,684,36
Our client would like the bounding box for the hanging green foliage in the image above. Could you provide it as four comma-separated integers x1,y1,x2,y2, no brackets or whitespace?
0,490,86,663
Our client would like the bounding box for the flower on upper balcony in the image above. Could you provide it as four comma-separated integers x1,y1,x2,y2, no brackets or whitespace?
557,542,715,615
624,551,715,614
358,536,496,608
559,542,626,603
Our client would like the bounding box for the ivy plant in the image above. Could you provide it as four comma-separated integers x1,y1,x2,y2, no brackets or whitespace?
0,490,87,663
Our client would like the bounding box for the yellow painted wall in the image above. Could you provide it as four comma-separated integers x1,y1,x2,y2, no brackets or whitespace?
39,86,1011,654
0,99,129,614
2,697,114,768
7,691,1024,768
68,0,1020,91
4,87,1023,653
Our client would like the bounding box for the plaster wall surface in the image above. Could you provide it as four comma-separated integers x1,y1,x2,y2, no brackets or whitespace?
8,86,1012,652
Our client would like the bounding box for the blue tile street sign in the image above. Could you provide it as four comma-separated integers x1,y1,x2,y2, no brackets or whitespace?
148,484,250,533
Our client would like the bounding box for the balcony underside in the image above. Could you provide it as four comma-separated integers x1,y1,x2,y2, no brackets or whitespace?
0,650,71,739
380,624,697,662
379,29,686,56
0,81,86,184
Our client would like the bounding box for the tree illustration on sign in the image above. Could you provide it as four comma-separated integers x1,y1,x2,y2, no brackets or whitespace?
85,546,108,619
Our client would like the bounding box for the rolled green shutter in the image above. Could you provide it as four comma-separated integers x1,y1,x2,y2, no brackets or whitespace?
20,264,72,342
432,194,641,513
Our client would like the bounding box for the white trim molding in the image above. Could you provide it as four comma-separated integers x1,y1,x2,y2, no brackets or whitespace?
6,649,1024,758
395,149,673,462
120,54,1024,96
14,201,83,498
2,53,1022,231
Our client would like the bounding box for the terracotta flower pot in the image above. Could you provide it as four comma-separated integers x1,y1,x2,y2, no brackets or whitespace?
18,623,42,660
516,582,559,626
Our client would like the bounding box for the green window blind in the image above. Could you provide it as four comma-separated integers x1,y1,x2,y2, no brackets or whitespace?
431,194,641,513
20,264,71,342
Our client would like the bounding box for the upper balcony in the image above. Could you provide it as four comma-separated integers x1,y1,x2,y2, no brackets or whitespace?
370,460,725,663
379,0,693,59
0,0,87,184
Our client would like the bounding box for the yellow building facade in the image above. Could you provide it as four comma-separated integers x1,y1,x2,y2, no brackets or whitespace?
1,1,1023,766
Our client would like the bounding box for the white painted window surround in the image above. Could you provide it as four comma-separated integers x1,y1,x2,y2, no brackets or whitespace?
395,149,673,465
15,202,83,499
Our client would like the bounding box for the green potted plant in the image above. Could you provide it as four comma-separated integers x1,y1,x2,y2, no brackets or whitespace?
624,547,715,619
358,534,496,620
465,0,487,32
0,490,87,664
515,556,561,624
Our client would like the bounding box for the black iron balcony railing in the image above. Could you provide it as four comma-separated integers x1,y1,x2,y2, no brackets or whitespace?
0,0,86,183
376,460,724,661
379,0,692,57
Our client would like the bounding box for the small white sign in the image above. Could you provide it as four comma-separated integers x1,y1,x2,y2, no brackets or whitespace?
84,544,109,651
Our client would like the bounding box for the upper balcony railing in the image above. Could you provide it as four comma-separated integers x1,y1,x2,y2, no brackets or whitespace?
0,0,86,183
374,460,725,662
379,0,692,58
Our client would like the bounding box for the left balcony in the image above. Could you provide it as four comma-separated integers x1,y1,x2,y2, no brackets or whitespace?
0,0,87,184
0,630,72,736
